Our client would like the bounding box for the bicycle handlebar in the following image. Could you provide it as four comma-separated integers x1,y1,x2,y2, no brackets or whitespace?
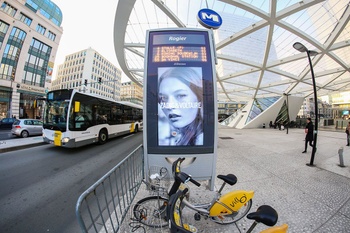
189,176,201,187
168,158,201,196
172,158,201,187
177,172,201,187
172,157,185,176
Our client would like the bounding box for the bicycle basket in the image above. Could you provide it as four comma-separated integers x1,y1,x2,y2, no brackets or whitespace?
147,166,171,196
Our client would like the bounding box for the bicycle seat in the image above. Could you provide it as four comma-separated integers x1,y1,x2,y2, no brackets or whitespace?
217,174,237,185
246,205,278,226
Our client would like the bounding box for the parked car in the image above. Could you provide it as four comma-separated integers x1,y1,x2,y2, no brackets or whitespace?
0,118,16,129
11,119,43,138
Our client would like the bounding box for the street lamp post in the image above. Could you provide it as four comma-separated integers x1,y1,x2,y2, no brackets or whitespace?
283,93,291,134
113,78,116,100
8,78,14,118
293,42,319,166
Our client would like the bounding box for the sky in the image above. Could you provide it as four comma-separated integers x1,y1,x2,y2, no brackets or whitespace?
52,0,122,80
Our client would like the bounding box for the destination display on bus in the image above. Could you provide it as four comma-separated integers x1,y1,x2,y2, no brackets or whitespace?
144,29,216,154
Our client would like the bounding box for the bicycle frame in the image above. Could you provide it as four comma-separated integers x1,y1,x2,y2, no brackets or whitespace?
167,158,254,223
168,189,287,233
181,189,254,217
134,157,254,229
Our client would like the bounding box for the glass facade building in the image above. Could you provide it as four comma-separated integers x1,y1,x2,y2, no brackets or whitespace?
0,0,63,119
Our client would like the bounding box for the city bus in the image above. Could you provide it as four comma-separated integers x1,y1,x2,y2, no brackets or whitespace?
42,89,143,148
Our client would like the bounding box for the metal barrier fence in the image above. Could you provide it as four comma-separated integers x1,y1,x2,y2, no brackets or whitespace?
76,145,144,233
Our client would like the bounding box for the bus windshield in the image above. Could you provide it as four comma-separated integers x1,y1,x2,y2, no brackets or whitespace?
43,100,69,131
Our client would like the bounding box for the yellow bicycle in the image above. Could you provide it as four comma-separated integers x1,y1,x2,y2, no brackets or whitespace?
133,158,254,228
168,188,288,233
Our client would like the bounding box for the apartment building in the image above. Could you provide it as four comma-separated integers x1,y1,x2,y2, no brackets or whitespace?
51,47,121,100
120,81,143,105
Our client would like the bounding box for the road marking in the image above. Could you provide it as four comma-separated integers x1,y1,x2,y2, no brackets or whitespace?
123,134,134,139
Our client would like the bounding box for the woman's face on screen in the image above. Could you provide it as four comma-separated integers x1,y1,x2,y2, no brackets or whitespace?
159,77,200,128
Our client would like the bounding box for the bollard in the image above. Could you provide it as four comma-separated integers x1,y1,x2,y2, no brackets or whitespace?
338,147,345,167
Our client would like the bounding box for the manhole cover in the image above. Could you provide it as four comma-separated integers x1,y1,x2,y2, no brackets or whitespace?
219,137,233,140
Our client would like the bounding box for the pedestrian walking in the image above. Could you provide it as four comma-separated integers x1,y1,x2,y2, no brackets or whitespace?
302,117,314,153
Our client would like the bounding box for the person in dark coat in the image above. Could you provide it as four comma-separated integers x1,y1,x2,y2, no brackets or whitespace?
302,117,314,153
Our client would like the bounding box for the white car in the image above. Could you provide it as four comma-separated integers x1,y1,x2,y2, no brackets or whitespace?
11,119,43,138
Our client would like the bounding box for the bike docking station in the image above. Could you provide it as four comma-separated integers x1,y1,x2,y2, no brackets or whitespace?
143,28,218,190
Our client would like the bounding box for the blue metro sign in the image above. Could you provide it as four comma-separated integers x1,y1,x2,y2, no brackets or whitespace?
197,8,223,29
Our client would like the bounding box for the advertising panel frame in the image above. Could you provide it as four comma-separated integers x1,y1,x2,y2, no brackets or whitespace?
143,28,218,189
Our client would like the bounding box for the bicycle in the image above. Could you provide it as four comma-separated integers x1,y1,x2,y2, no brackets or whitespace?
168,188,288,233
133,157,254,228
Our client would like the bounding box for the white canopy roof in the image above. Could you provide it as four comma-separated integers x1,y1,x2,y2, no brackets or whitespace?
114,0,350,102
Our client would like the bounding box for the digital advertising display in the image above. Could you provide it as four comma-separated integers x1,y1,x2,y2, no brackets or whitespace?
144,29,216,154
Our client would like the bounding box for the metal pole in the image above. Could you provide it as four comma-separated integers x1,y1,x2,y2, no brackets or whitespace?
8,79,13,118
307,50,318,167
113,79,116,100
338,147,345,167
285,94,290,134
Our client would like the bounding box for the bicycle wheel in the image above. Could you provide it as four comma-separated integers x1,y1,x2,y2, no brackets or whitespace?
133,196,169,228
211,199,252,224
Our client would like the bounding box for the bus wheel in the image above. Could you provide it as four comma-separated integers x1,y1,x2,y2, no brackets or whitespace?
98,129,108,144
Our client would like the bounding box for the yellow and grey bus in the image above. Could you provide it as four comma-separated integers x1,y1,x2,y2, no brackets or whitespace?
42,89,142,148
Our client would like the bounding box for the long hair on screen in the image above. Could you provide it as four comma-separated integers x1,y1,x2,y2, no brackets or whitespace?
158,67,203,146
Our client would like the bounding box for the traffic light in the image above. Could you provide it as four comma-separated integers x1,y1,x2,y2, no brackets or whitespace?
98,77,102,84
84,79,87,86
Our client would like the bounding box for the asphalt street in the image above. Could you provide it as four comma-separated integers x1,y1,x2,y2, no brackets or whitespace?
0,132,143,233
0,129,17,141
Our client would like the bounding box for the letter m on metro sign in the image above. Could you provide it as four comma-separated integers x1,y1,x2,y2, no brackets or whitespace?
197,8,223,29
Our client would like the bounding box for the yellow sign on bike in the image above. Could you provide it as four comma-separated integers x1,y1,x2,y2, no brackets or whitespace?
209,190,254,216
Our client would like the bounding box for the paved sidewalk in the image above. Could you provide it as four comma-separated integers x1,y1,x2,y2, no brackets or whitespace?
122,126,350,233
2,126,350,232
0,136,45,153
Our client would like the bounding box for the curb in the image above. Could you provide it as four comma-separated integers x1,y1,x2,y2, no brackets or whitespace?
0,142,46,153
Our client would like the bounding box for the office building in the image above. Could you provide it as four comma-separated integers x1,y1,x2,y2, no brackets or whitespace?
0,0,63,119
298,97,333,119
120,81,143,105
51,47,121,100
327,91,350,119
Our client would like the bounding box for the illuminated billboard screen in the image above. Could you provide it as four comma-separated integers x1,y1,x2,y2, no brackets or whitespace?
145,30,215,154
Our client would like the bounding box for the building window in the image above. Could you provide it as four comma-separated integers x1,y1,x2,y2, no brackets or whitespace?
10,26,26,42
247,97,280,123
0,27,26,80
0,20,10,49
19,12,32,26
23,38,52,87
1,2,17,17
47,31,56,41
36,24,46,35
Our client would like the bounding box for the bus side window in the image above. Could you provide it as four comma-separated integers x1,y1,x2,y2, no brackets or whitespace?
75,114,85,128
115,104,123,124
